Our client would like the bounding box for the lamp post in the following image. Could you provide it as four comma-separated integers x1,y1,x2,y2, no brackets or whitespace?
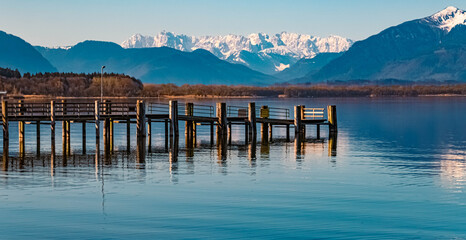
100,65,106,102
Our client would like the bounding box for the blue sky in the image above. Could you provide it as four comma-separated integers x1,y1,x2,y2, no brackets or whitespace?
1,0,465,47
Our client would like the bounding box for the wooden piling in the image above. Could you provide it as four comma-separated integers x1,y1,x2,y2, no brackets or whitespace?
269,124,273,141
327,105,338,133
51,100,56,146
82,121,86,154
216,102,227,136
286,124,290,142
301,105,306,137
36,121,40,155
294,105,302,135
169,100,178,137
147,119,152,152
2,101,8,146
185,102,194,139
95,100,100,145
127,118,131,152
137,100,146,139
248,102,256,139
18,100,24,156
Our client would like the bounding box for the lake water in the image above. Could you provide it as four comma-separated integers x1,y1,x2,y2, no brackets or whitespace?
1,97,465,239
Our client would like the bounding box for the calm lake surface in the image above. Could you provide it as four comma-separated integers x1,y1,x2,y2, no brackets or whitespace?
1,97,465,239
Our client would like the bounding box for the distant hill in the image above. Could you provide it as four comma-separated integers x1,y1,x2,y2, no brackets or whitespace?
0,31,56,74
274,52,342,81
304,7,466,82
37,41,277,85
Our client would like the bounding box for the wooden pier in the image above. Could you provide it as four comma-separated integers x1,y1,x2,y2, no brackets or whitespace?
1,99,337,155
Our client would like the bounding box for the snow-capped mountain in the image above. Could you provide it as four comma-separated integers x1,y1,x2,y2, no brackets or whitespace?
121,32,353,74
423,6,466,32
305,6,466,83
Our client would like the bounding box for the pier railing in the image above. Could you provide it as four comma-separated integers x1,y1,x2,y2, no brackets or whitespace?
303,107,325,120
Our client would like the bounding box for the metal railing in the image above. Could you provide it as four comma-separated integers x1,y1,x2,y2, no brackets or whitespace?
147,102,170,114
192,104,214,117
227,105,248,118
303,108,325,119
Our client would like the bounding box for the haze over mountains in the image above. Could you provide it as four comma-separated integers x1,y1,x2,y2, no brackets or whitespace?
0,6,465,85
122,32,353,75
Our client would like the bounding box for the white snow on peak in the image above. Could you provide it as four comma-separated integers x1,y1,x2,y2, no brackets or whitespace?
426,6,466,32
122,32,353,59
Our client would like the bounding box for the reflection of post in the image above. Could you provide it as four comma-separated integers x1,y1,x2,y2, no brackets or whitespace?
286,125,290,142
217,133,227,161
248,138,257,162
260,139,270,159
294,133,305,159
136,136,146,167
169,136,179,163
328,132,338,157
2,138,8,172
185,133,194,158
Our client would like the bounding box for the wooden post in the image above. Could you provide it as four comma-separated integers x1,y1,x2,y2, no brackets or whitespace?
286,124,290,142
185,102,194,139
51,100,56,148
227,122,232,145
147,119,152,152
2,101,8,147
137,100,146,140
36,121,41,156
216,102,227,137
82,121,86,154
61,100,67,143
95,100,100,145
210,121,214,144
327,105,338,134
18,100,24,156
244,122,249,143
294,105,302,135
66,120,70,156
127,118,131,152
301,105,306,137
169,100,178,137
109,118,114,152
268,123,273,141
261,121,268,142
248,102,256,139
164,119,169,150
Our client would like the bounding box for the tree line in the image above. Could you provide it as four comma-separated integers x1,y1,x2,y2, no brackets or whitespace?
1,67,465,97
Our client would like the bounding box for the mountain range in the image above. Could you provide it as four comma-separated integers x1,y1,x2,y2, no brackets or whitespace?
0,6,465,85
303,6,466,82
36,41,276,85
121,32,353,75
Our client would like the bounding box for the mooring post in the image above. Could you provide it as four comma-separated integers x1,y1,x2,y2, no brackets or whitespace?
127,118,131,152
147,119,152,152
327,105,338,134
269,123,273,142
286,124,290,142
260,105,269,142
51,100,56,149
244,122,249,143
103,100,109,151
108,100,114,152
36,121,41,156
294,105,302,135
164,119,169,149
210,121,214,144
169,100,178,137
227,122,232,145
248,102,256,139
82,121,86,154
216,102,227,137
95,100,100,146
185,102,194,139
2,101,9,152
18,100,25,156
301,105,306,137
137,100,146,140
